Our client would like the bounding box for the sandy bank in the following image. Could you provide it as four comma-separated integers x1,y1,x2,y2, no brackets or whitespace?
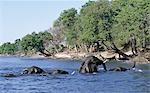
1,50,149,64
53,50,150,64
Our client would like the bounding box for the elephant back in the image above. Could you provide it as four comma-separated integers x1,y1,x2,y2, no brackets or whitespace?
22,66,45,74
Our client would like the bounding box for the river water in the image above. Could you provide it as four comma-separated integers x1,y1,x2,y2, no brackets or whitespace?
0,56,149,93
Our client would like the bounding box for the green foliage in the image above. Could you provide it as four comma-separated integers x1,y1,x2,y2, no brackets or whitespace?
0,31,53,55
0,0,150,54
54,8,78,46
111,0,150,47
79,0,113,44
21,31,53,53
55,0,149,49
0,42,16,54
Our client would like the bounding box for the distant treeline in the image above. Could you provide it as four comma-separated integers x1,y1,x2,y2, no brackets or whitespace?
0,0,150,55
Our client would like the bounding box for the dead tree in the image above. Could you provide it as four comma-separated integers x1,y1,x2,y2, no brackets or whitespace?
101,33,130,59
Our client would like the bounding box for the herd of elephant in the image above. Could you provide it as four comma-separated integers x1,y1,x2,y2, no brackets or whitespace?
2,56,136,77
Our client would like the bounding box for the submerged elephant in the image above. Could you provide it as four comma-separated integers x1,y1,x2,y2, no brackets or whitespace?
47,70,69,74
109,67,129,71
79,56,107,73
22,66,45,74
22,66,69,75
109,61,136,72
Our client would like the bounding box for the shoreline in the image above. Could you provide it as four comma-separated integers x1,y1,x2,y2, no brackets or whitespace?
0,50,149,64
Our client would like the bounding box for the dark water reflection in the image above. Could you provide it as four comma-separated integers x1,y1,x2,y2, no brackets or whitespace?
0,56,149,93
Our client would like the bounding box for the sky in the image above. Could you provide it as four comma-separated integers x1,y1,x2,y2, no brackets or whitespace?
0,0,89,45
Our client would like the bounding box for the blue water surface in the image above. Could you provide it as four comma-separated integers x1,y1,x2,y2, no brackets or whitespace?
0,56,149,93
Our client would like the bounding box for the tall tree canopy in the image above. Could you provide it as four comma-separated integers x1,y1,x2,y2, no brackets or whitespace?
0,0,150,55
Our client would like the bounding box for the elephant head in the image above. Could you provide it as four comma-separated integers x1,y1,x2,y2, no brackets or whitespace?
79,56,107,73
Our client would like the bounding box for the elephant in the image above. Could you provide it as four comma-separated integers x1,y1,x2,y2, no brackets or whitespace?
22,66,45,74
79,56,107,73
22,66,69,75
109,61,136,72
47,70,69,74
109,67,129,71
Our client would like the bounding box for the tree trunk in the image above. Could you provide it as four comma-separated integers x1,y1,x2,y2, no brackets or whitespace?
142,30,146,48
89,45,93,53
108,33,130,59
39,49,52,57
84,45,89,53
74,45,78,52
101,40,130,59
101,40,110,50
110,42,130,59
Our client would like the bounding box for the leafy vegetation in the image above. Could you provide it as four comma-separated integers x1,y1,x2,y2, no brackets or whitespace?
0,31,53,55
0,0,150,55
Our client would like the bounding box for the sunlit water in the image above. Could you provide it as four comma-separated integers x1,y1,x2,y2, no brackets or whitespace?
0,56,150,93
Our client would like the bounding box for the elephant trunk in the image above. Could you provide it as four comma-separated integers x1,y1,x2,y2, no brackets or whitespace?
102,63,107,71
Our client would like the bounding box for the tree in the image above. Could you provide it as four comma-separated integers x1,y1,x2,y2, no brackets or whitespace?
76,0,113,51
20,31,53,56
54,8,78,49
111,0,150,47
0,42,16,54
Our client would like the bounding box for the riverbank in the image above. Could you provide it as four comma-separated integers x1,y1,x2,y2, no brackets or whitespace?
0,50,149,64
29,50,150,64
0,51,115,59
52,50,127,59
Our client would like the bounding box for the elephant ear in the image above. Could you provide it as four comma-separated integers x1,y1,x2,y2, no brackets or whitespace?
91,56,97,62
